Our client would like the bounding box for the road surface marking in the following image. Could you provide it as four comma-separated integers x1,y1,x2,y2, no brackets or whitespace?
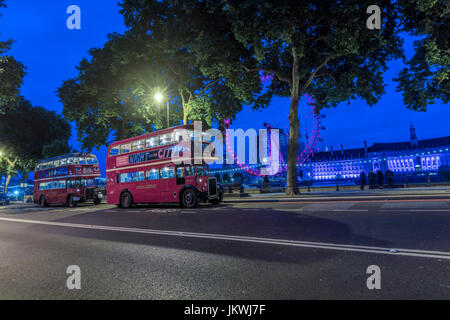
333,209,368,212
0,217,449,261
276,208,368,212
407,209,450,212
231,198,450,204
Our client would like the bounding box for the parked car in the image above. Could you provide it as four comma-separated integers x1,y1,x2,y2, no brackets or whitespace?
0,193,10,205
7,189,24,201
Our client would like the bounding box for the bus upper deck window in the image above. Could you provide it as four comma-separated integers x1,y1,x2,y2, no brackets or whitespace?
109,147,119,156
132,140,144,152
160,134,171,146
67,158,74,165
121,144,131,154
145,137,158,149
202,132,213,143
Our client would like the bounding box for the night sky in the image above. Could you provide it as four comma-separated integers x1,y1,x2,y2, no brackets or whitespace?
2,1,449,177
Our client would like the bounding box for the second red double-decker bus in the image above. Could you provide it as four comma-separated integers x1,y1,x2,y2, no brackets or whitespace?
33,153,103,207
106,125,223,208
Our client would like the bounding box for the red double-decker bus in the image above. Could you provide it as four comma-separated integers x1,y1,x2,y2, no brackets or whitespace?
106,125,223,208
33,153,103,207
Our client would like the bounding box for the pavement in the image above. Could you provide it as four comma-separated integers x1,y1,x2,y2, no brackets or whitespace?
0,190,449,300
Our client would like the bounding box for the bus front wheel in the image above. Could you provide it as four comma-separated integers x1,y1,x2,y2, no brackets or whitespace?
94,197,101,205
67,195,77,208
120,192,132,209
182,189,199,209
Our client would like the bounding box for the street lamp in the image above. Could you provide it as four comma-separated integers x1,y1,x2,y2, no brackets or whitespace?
154,92,170,128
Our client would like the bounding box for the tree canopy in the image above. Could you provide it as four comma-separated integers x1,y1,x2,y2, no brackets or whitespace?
0,97,72,190
59,6,262,150
396,0,449,111
121,0,403,195
0,0,25,113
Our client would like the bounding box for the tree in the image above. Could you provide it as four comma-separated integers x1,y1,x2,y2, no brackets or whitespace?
0,0,25,113
395,0,449,111
120,0,264,124
124,0,402,195
0,97,72,191
58,33,170,151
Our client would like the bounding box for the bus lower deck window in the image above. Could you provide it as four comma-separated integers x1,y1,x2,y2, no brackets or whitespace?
160,167,175,179
120,173,132,183
146,169,159,181
185,165,194,176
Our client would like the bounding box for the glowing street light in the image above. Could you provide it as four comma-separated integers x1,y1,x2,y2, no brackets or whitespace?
154,92,170,128
154,92,163,103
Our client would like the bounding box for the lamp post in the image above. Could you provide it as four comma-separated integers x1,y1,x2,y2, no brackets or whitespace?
154,92,170,128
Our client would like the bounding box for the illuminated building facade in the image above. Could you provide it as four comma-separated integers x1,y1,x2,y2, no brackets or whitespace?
211,125,450,185
301,125,450,183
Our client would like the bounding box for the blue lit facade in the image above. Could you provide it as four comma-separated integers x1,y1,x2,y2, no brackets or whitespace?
212,125,450,185
301,125,450,183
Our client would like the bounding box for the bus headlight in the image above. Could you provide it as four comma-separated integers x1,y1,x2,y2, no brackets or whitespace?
202,187,206,191
97,193,103,199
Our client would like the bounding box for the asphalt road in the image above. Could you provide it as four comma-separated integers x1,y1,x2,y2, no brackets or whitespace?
0,196,449,300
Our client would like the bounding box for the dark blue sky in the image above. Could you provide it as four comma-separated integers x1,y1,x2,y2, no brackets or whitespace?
2,1,449,175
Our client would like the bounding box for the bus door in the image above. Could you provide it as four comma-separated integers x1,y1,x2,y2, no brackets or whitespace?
176,165,185,185
56,180,67,204
160,166,176,202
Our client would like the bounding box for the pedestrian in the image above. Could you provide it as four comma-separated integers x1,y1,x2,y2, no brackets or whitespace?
368,171,376,189
377,170,384,188
360,171,366,190
385,169,393,187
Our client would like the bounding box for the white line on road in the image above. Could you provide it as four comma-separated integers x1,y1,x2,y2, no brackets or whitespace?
333,209,369,212
407,209,450,212
0,216,449,261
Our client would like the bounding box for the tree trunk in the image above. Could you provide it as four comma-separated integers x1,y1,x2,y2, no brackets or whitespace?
21,170,28,182
181,92,189,125
183,106,189,125
286,52,301,196
4,175,11,193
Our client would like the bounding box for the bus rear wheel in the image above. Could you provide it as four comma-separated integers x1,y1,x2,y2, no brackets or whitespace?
39,195,47,208
67,195,77,208
120,192,132,209
182,189,199,209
